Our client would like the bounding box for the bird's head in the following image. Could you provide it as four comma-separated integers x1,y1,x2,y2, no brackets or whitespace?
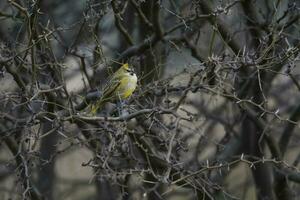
121,63,135,75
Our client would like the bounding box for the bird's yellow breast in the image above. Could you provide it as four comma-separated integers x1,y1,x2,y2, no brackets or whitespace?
115,73,137,99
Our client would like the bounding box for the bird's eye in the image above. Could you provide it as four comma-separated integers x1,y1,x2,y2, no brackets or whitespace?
126,69,134,73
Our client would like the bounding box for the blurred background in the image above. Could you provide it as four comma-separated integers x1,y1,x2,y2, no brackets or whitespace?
0,0,300,199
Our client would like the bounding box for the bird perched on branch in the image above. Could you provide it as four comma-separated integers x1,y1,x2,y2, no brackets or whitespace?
91,63,137,114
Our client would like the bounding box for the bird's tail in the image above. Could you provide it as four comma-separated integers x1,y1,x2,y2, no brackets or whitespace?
91,101,103,115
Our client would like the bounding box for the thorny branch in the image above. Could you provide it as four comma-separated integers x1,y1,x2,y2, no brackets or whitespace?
1,0,300,200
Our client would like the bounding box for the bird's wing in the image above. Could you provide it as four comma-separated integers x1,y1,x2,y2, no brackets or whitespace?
100,78,121,102
90,70,124,114
90,79,121,114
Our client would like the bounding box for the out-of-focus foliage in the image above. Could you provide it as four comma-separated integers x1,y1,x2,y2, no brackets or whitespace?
0,0,300,200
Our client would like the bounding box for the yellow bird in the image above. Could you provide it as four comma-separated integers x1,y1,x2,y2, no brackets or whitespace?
91,63,137,114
